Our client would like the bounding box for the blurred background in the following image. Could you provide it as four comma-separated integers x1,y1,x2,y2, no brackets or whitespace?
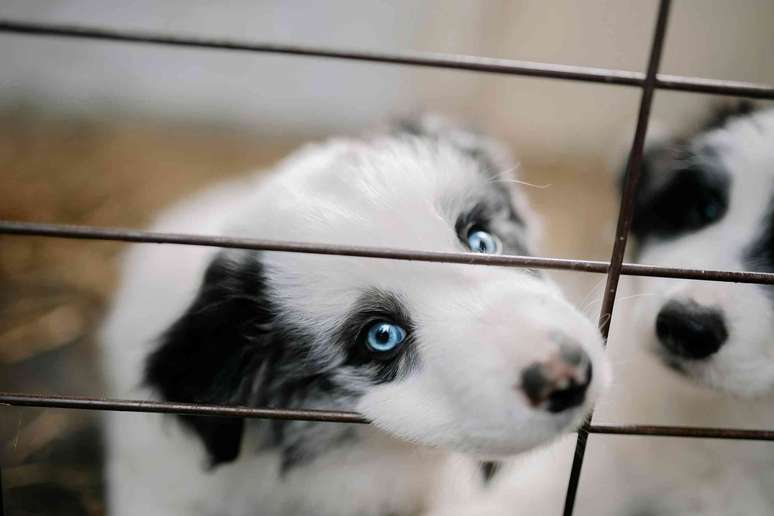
1,1,773,514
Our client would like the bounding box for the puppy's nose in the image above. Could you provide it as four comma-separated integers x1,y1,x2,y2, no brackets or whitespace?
520,344,592,413
656,300,727,360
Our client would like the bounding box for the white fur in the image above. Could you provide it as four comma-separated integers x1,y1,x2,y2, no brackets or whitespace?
100,122,610,516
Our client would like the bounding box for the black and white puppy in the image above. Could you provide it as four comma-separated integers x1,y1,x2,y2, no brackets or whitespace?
100,116,610,516
583,104,774,516
560,104,774,516
630,104,774,396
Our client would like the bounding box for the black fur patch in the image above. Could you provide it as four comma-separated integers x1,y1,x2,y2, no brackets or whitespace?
628,144,731,247
623,105,765,254
700,100,757,132
745,194,774,284
145,252,420,472
480,461,501,483
145,252,270,467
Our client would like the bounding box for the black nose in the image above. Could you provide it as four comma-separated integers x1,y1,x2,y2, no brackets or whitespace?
655,300,728,360
520,345,592,413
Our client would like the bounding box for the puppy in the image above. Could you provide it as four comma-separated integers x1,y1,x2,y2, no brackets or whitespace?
424,106,774,516
100,116,610,516
629,104,774,395
597,104,774,515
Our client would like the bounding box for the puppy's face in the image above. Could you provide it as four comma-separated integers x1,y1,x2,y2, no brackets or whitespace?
629,107,774,396
146,118,610,470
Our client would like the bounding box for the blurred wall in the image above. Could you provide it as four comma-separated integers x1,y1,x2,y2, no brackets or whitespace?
1,0,772,163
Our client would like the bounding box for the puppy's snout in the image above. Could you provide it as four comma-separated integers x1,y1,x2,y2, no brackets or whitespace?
520,344,592,413
656,299,728,360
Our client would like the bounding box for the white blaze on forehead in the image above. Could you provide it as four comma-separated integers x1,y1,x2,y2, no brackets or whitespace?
240,137,505,246
221,136,527,325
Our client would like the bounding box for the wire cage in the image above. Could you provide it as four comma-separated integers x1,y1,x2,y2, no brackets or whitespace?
2,1,774,514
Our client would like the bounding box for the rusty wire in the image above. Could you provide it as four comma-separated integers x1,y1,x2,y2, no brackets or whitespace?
4,220,774,285
0,19,774,100
4,392,774,441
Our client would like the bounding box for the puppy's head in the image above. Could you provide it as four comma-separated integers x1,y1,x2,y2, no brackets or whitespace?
145,116,610,469
626,105,774,396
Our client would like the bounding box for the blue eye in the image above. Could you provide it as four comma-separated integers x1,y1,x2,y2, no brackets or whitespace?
466,227,500,254
366,321,407,353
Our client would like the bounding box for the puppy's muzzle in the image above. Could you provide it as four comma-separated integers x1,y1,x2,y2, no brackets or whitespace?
655,299,728,360
519,343,592,413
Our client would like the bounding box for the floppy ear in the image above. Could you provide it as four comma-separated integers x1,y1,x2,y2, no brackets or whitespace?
145,251,273,467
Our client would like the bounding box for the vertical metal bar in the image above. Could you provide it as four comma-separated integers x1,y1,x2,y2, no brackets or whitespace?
561,1,672,514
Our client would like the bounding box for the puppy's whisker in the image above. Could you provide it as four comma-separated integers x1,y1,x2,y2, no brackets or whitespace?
578,278,606,306
487,176,553,189
579,291,606,317
583,290,656,320
615,293,658,303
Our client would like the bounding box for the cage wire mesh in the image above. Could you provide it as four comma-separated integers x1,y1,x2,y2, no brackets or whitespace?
2,1,774,514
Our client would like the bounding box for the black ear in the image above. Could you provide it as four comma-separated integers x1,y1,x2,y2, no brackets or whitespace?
145,251,273,467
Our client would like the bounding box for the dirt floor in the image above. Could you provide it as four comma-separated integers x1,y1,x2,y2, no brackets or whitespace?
0,110,617,515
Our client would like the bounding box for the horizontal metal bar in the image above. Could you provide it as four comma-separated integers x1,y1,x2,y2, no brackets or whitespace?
0,219,607,272
621,264,774,284
0,392,368,424
3,220,774,285
656,74,774,100
0,20,642,86
0,19,773,99
589,424,774,441
2,392,773,441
